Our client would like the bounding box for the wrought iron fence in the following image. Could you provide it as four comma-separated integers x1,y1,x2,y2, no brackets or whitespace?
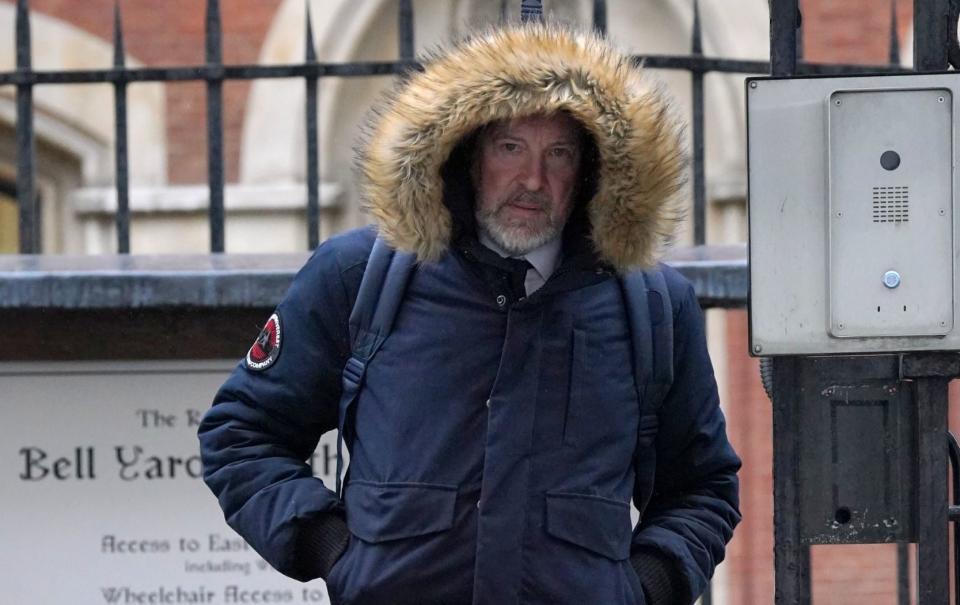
1,0,907,255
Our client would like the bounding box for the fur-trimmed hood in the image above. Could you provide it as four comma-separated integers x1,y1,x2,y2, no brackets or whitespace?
356,22,688,271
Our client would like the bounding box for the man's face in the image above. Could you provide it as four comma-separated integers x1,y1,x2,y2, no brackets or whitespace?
474,113,582,256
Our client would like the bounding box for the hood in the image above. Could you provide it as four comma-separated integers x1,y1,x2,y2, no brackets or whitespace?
356,22,688,271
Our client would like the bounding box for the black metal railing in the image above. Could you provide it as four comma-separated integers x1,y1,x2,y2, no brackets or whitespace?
1,0,909,255
946,432,960,605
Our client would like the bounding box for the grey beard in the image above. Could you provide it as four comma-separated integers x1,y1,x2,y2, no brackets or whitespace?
475,209,562,256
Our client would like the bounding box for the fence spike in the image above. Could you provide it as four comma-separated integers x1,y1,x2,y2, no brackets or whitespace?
796,15,804,60
113,1,125,68
888,0,900,65
205,0,225,252
15,0,38,253
16,0,31,70
398,0,414,60
305,0,320,248
305,0,317,63
112,1,130,253
205,0,222,64
593,0,607,35
691,0,702,56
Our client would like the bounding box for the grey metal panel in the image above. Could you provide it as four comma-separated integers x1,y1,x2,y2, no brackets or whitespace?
748,72,960,355
827,88,953,338
771,356,812,602
797,370,916,544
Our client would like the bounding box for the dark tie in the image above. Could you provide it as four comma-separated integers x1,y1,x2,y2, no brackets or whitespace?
505,257,533,299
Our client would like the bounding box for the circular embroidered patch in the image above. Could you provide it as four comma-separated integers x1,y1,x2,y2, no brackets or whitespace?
246,313,282,371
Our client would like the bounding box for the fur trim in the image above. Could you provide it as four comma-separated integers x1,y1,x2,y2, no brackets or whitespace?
356,22,688,271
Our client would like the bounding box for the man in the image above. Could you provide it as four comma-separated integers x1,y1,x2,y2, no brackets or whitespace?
199,21,740,605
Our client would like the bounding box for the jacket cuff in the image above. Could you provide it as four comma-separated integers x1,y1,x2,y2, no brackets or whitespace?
293,513,351,581
630,547,684,605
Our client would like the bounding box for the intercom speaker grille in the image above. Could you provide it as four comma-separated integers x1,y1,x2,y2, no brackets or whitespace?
872,186,909,223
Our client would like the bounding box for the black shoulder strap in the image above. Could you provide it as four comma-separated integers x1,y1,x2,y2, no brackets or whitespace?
336,237,417,495
620,267,674,412
348,237,418,352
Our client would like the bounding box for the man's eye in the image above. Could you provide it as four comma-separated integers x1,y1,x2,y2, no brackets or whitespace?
549,147,574,158
500,142,520,153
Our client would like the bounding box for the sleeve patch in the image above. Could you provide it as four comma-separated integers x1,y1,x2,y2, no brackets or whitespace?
246,313,282,371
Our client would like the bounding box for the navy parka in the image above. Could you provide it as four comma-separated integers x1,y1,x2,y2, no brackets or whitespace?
199,227,740,604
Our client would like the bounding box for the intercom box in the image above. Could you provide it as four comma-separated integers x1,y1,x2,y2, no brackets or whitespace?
747,73,958,356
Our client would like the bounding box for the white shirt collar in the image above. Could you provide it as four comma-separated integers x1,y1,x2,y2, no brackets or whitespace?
478,232,562,283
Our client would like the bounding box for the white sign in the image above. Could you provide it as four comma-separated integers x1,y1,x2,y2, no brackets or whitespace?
1,361,338,605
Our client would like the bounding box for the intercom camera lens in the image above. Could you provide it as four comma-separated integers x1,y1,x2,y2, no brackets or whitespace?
881,150,900,171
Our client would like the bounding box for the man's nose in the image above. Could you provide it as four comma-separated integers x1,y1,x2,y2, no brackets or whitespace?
521,157,545,191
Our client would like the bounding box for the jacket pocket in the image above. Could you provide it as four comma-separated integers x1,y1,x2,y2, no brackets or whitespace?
344,480,458,543
544,491,632,561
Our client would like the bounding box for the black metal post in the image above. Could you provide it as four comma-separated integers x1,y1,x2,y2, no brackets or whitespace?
113,1,130,254
947,433,960,605
691,0,705,247
896,543,910,605
15,0,37,254
691,5,708,595
520,0,542,23
795,5,804,61
888,0,901,66
767,10,804,602
593,0,607,35
772,356,811,605
206,0,225,253
769,0,799,77
913,377,950,605
398,0,414,61
305,2,320,249
913,0,950,72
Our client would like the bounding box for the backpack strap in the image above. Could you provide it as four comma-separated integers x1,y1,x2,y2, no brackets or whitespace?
641,269,674,404
622,267,675,516
336,237,417,496
620,267,674,414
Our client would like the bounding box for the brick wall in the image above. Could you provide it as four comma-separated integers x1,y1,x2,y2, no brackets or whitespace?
802,0,911,65
2,0,282,183
724,310,775,605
